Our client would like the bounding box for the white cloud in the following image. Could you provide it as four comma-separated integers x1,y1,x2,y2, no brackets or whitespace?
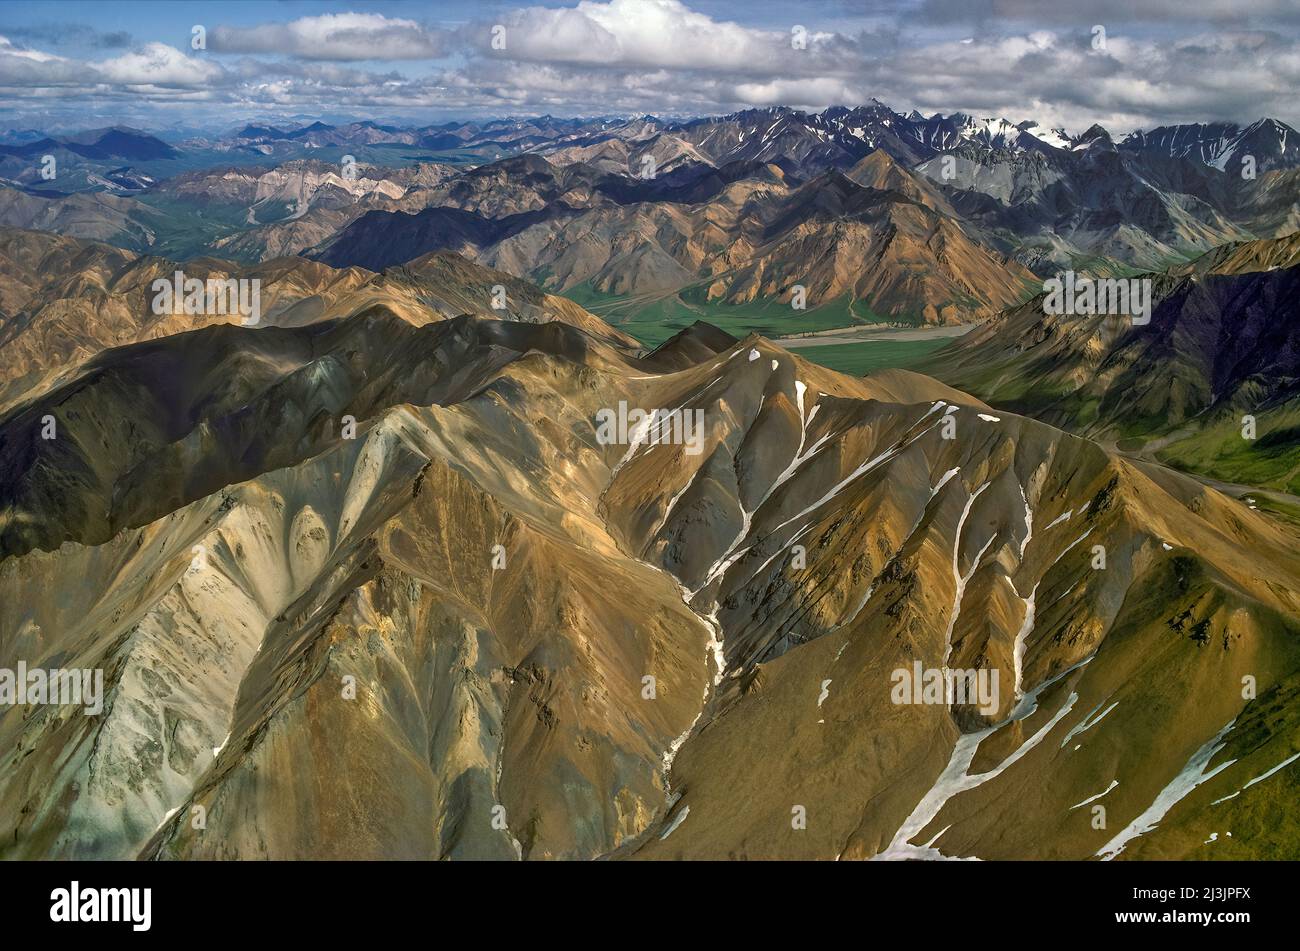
475,0,850,75
870,28,1300,132
0,35,67,63
211,13,445,61
95,43,223,86
0,1,1298,133
729,77,867,109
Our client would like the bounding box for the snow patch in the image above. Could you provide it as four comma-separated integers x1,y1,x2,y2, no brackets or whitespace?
660,804,690,840
941,482,993,666
1070,779,1119,810
875,658,1089,860
1097,718,1237,860
1060,700,1119,749
1212,749,1300,804
932,468,961,498
1012,581,1039,700
1043,510,1072,531
1017,484,1034,560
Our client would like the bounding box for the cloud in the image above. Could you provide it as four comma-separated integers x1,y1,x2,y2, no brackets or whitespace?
97,32,134,50
0,0,1298,133
912,0,1300,25
0,35,90,87
728,77,869,108
95,43,224,86
0,35,68,64
468,0,852,76
0,23,134,49
210,13,446,61
864,28,1300,132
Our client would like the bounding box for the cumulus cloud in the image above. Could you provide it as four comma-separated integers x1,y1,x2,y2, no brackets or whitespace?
210,13,446,61
867,28,1300,132
0,35,95,88
95,43,224,86
468,0,842,74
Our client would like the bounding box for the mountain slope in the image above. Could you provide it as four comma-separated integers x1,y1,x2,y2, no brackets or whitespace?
0,185,164,249
915,132,1255,274
919,234,1300,493
1120,119,1300,176
1,315,706,859
313,150,1036,329
0,228,635,413
3,310,1298,860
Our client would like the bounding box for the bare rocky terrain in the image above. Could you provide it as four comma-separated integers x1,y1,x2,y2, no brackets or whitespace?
3,286,1298,858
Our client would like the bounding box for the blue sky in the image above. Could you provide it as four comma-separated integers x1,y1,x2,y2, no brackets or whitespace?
1,0,1298,134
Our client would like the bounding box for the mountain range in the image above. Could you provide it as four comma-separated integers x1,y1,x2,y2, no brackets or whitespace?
2,96,1300,862
200,107,1300,180
4,283,1298,858
2,102,1297,337
0,227,632,416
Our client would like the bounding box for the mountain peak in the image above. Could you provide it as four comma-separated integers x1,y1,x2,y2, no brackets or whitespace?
1077,123,1113,147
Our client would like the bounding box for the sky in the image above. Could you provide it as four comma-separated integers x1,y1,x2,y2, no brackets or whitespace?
1,0,1298,135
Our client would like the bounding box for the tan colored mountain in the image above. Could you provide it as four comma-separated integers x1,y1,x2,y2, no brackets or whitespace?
542,132,713,178
0,184,159,248
0,227,135,316
3,308,1297,860
161,160,406,215
1235,168,1300,237
479,151,1036,324
845,149,960,217
704,166,1035,323
166,161,459,261
0,228,635,413
482,173,785,296
1173,229,1300,275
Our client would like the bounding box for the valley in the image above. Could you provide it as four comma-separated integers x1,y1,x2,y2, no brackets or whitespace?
772,323,971,375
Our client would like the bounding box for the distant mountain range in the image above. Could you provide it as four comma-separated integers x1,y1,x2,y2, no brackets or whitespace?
0,101,1297,337
8,103,1297,191
198,106,1300,179
0,126,179,163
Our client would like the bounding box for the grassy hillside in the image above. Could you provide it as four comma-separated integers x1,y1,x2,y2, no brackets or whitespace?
1157,404,1300,495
